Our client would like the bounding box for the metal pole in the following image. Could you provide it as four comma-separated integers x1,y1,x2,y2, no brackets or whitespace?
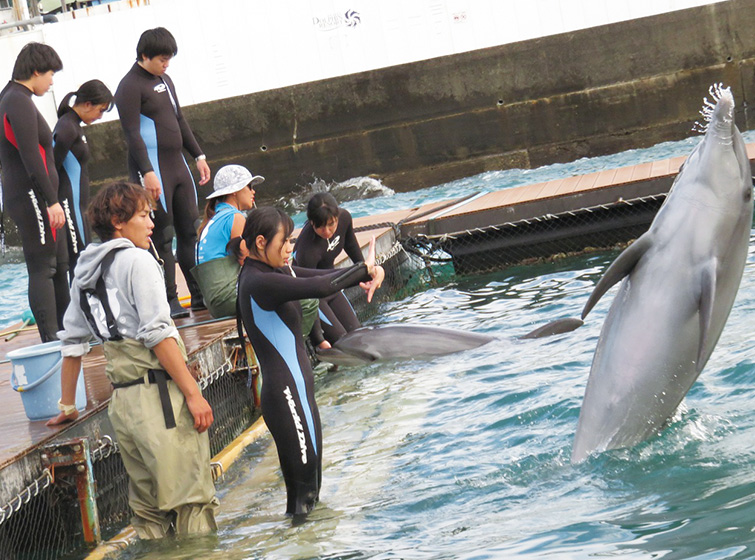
43,438,102,546
0,16,44,31
27,0,40,17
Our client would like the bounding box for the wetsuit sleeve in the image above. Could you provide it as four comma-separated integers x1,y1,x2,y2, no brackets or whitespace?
309,317,325,346
114,75,154,176
127,251,180,348
5,94,58,205
164,75,203,159
342,211,364,264
252,263,370,310
58,286,93,357
52,116,76,173
292,225,324,269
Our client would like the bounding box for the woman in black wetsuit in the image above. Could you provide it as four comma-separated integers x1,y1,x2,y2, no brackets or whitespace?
293,193,364,345
53,79,113,274
0,43,66,342
237,207,384,521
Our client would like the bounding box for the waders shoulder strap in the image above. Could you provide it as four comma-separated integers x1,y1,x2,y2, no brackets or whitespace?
80,248,127,342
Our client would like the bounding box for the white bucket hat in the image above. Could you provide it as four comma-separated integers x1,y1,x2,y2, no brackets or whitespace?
206,164,265,199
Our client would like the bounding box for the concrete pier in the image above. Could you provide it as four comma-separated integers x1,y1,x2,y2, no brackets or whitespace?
84,0,755,200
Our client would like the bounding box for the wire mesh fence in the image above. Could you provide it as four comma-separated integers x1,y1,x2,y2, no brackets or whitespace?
403,194,666,276
90,437,130,541
0,468,84,560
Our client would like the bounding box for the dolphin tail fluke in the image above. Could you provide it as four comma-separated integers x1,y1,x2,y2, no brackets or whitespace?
581,234,653,319
520,317,584,339
697,259,717,372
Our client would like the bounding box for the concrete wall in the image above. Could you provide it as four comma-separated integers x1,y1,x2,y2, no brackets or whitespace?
83,0,755,200
2,0,723,131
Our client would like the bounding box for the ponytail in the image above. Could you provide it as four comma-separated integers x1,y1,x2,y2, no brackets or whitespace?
56,91,77,117
57,79,114,118
196,198,221,238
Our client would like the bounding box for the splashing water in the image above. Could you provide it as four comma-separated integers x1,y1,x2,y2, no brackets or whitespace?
275,175,395,217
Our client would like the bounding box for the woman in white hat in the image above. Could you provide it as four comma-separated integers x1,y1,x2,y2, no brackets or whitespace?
191,164,264,318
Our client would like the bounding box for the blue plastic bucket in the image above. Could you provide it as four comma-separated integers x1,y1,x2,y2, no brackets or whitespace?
7,341,87,421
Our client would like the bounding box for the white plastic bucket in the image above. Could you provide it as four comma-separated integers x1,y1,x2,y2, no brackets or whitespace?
7,341,87,421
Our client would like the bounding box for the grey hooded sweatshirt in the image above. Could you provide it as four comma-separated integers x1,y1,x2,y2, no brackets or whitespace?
59,238,179,359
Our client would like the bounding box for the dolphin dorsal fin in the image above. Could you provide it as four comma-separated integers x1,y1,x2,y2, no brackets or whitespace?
697,259,718,373
582,234,653,319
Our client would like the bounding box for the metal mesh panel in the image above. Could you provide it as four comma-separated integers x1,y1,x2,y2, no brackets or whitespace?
0,470,81,560
407,194,665,276
203,349,257,457
91,438,131,540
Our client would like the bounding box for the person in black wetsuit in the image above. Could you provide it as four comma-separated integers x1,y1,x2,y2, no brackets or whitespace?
53,79,113,275
237,206,384,522
293,193,364,345
114,27,210,319
0,43,67,342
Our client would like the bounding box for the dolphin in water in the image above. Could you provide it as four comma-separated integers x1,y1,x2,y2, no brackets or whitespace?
315,317,586,367
571,84,754,463
316,324,496,366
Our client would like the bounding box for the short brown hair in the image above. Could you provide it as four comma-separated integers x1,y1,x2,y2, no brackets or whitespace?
87,182,153,241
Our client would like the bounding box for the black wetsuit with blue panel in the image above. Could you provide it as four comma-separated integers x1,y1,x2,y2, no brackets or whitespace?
237,258,371,516
53,109,90,273
0,80,69,342
293,208,364,343
114,63,203,301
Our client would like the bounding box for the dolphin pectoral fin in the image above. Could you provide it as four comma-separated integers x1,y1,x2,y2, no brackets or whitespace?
582,234,653,319
697,260,718,372
520,317,584,339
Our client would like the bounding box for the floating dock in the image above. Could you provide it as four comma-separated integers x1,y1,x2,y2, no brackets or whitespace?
1,143,754,558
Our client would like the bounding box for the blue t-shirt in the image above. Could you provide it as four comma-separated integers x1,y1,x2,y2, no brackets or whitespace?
196,202,243,264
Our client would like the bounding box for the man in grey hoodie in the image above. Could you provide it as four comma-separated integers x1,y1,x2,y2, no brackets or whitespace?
47,182,218,539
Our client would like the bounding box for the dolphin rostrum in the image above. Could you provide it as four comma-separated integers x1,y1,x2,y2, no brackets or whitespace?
571,84,754,464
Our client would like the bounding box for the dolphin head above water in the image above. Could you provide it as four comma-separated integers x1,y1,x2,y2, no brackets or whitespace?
683,84,752,208
571,84,754,464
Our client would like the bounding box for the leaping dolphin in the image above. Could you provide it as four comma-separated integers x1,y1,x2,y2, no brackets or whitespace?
571,84,754,463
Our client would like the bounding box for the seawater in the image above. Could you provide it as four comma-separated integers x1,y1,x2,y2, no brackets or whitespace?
5,132,755,559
